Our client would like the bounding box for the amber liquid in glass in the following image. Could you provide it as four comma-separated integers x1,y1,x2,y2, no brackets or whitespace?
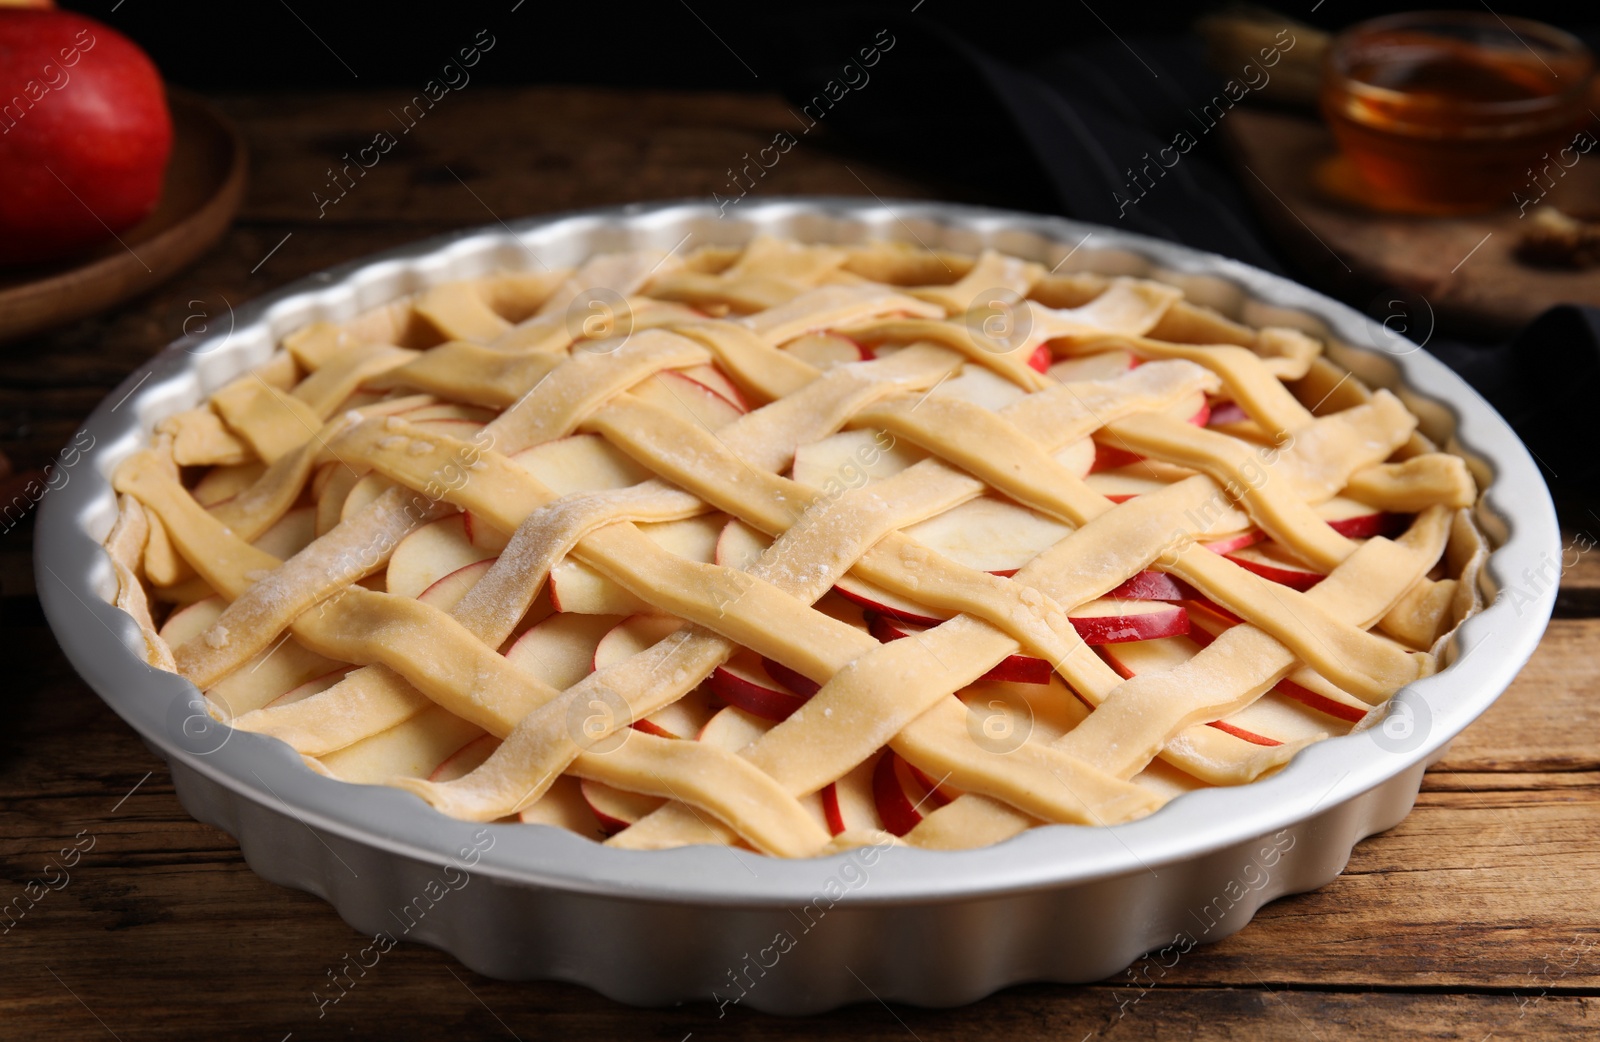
1323,38,1584,213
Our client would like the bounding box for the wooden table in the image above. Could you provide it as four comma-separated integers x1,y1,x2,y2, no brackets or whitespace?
3,86,1597,1041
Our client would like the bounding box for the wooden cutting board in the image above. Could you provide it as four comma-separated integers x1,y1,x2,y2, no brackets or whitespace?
1223,107,1600,337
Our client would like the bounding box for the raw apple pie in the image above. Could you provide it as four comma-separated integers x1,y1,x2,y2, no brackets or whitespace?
105,236,1487,856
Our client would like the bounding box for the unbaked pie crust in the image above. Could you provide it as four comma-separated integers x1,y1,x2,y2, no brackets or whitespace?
105,236,1486,857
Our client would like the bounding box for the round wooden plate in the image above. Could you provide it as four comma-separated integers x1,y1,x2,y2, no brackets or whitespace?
0,89,247,344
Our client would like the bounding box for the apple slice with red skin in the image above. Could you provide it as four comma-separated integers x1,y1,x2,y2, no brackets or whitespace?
901,495,1075,576
783,333,872,369
868,612,1052,685
251,505,316,560
821,757,881,836
1026,344,1052,373
1084,467,1170,504
581,780,665,834
873,750,949,837
756,594,873,697
387,513,502,599
937,365,1028,411
592,614,685,670
678,364,750,411
1183,602,1370,723
1200,529,1266,555
630,687,718,740
906,761,961,803
707,649,810,721
1106,569,1193,602
506,612,621,691
842,579,1189,643
630,369,745,429
1068,597,1191,644
550,514,725,614
1224,543,1323,591
512,432,652,494
690,705,835,835
261,667,353,710
599,618,731,738
789,428,928,490
1180,596,1244,630
1206,400,1250,427
832,576,950,625
1089,393,1211,472
428,734,498,783
696,703,773,748
511,613,709,738
415,557,494,612
1047,349,1139,383
1098,636,1281,746
1271,678,1369,724
1317,495,1407,539
592,619,719,739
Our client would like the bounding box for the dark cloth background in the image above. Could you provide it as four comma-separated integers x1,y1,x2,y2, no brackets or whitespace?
63,1,1600,499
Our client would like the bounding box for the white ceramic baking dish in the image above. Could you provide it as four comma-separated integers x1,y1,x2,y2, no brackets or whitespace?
36,197,1559,1013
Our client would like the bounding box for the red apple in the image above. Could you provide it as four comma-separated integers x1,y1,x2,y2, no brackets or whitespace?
0,10,173,265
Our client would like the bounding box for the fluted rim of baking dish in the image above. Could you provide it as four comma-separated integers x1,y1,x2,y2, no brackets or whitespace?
37,196,1559,906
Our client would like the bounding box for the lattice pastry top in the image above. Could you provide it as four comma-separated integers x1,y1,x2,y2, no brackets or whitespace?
106,236,1487,856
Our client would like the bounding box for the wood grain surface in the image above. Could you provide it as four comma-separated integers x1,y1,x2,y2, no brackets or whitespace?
2,86,1596,1042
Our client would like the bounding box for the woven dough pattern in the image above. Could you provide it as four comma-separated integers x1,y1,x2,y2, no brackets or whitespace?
107,236,1486,857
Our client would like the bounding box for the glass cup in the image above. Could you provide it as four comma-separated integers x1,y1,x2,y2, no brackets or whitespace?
1320,11,1595,214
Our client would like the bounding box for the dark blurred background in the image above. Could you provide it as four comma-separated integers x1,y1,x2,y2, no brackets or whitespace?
56,1,1599,90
